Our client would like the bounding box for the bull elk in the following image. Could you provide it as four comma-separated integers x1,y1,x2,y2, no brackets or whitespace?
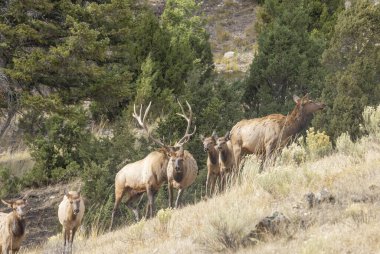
230,94,326,171
110,102,170,231
200,132,220,196
110,101,197,230
166,101,198,208
0,198,27,254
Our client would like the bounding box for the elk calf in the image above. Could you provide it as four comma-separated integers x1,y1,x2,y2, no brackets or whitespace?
215,131,235,190
200,133,220,196
110,103,170,231
0,199,27,254
58,190,85,254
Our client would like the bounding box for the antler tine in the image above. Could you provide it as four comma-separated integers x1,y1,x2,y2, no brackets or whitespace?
142,102,151,126
132,102,167,149
174,100,196,147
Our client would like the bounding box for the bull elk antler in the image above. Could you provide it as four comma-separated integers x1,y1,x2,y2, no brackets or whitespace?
174,100,196,148
133,101,196,149
132,102,168,149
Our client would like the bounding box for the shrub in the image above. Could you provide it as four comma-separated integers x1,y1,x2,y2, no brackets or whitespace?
278,137,307,165
306,127,332,159
336,132,355,155
156,208,173,233
0,167,21,198
360,105,380,138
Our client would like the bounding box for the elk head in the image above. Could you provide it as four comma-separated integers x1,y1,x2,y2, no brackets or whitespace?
200,131,217,152
64,190,82,216
216,131,230,151
1,199,28,219
293,94,326,115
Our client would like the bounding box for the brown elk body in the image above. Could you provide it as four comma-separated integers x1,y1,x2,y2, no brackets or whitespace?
58,190,85,254
0,199,27,254
230,95,325,171
167,148,198,208
201,134,220,196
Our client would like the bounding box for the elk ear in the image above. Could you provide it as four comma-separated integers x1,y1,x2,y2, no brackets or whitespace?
293,95,301,104
224,131,230,140
212,131,218,140
200,134,205,141
1,199,12,208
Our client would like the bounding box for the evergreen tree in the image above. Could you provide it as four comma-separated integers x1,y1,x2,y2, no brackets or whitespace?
313,1,380,140
244,0,343,117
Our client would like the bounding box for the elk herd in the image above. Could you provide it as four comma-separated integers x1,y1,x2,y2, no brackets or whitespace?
0,94,325,253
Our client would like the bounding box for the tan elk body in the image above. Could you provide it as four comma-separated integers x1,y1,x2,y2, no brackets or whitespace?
167,149,198,208
0,199,27,254
58,190,85,253
230,95,325,171
111,149,169,227
110,101,197,229
201,134,220,196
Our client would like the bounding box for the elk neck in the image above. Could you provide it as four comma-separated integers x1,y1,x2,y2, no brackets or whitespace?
173,169,184,182
208,147,219,165
283,104,314,139
11,213,25,237
219,147,231,164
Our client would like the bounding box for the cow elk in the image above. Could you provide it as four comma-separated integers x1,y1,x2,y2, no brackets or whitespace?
58,190,85,254
0,198,27,254
166,101,198,208
230,94,325,171
200,132,220,197
110,102,170,231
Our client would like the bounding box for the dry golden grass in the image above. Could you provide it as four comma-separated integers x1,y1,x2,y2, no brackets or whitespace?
0,149,34,176
22,135,380,254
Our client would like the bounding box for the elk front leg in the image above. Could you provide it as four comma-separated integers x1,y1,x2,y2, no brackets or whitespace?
168,182,174,208
175,188,184,208
232,144,242,170
126,192,143,222
209,173,217,196
146,186,155,219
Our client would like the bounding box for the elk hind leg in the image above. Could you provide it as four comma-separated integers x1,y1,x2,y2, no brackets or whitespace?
110,187,125,231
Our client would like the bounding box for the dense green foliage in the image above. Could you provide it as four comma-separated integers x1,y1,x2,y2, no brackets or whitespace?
0,0,379,234
313,1,380,140
244,0,343,117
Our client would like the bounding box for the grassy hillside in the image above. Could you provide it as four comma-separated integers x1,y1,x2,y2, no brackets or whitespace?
23,130,380,254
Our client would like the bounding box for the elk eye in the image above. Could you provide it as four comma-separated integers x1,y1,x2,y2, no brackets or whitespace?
70,201,73,204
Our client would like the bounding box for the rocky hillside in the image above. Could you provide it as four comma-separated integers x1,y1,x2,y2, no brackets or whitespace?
23,133,380,254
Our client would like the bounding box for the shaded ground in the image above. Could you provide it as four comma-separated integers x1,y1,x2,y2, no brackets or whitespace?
0,181,79,248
